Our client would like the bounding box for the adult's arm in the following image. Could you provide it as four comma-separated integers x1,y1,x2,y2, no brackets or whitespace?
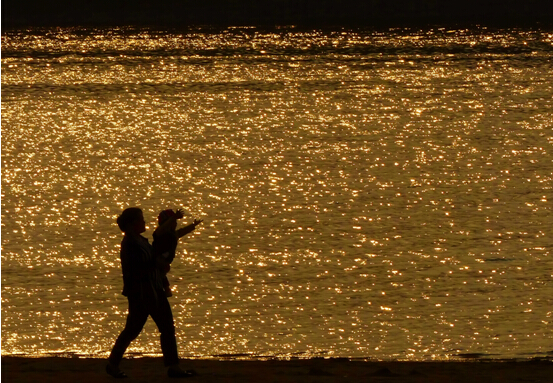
120,236,154,292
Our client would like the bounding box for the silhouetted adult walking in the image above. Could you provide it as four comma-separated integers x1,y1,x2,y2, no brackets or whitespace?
106,207,195,379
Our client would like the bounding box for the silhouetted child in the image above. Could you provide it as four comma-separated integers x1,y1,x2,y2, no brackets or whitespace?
153,208,203,297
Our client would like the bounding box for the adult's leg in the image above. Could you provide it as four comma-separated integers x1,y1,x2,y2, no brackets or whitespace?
108,296,149,366
150,294,179,366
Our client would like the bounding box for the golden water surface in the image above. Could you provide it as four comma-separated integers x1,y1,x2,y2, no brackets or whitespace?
2,27,552,360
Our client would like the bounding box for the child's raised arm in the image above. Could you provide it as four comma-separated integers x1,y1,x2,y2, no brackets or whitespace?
176,219,203,238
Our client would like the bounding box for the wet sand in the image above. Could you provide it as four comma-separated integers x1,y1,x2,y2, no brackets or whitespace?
2,356,552,383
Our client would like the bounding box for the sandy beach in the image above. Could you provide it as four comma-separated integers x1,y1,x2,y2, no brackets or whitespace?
2,356,552,383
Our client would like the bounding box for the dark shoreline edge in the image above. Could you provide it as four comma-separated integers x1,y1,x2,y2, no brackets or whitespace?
2,355,553,383
2,352,552,362
3,0,553,29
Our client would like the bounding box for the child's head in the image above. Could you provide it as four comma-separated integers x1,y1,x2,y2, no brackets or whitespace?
158,209,177,227
117,207,145,233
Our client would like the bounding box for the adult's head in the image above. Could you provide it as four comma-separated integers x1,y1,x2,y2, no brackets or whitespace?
117,207,146,234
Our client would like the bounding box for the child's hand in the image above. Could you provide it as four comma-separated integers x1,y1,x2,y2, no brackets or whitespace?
193,219,203,227
175,209,185,219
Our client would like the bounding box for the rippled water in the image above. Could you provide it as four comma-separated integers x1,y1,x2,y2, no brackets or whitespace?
2,27,552,360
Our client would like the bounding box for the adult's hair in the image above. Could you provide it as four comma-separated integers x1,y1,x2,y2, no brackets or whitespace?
117,207,143,232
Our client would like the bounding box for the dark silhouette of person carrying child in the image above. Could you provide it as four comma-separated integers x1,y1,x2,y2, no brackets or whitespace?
153,208,203,297
106,207,197,379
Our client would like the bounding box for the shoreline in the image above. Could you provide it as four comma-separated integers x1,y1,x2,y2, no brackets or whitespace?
2,356,552,383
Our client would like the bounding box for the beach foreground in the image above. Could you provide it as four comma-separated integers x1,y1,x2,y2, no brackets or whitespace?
2,356,552,383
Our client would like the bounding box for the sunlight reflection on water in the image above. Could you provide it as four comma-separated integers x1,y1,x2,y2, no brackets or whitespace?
1,27,552,360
